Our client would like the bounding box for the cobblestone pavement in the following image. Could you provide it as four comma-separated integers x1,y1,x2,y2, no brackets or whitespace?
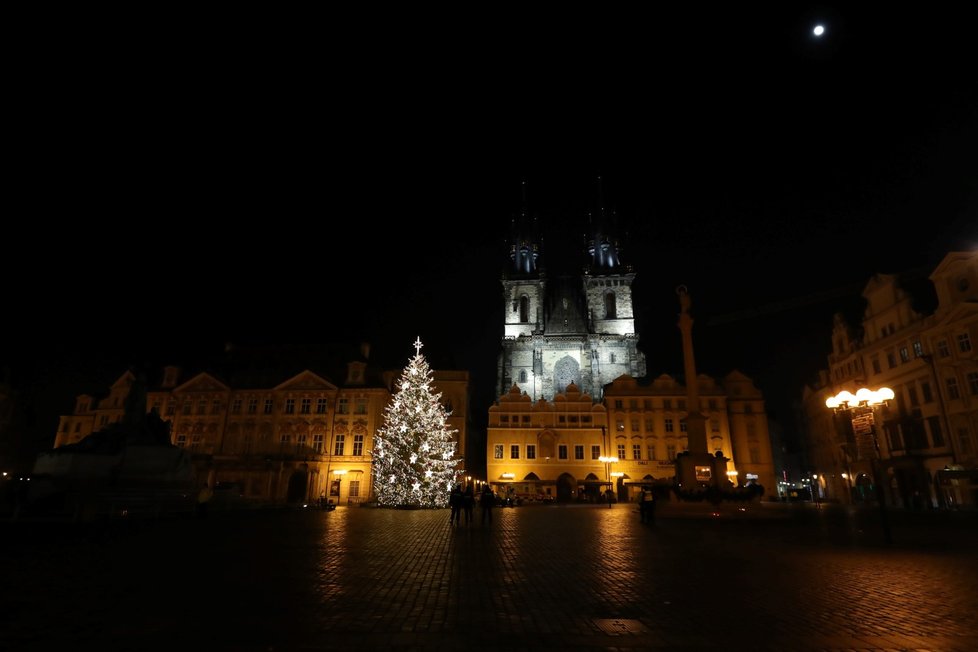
2,502,977,651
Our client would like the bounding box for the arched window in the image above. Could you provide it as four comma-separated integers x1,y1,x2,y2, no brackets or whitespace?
605,292,617,319
519,295,530,323
519,370,527,383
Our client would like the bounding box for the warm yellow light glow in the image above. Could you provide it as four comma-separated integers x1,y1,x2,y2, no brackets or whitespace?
598,456,619,463
501,472,515,479
841,473,848,479
610,472,624,478
333,470,348,475
825,387,893,409
726,470,738,476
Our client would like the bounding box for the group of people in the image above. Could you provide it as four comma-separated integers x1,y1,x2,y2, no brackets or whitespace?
449,484,496,525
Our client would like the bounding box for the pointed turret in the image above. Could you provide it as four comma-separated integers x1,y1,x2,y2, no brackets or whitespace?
585,176,624,273
507,180,543,277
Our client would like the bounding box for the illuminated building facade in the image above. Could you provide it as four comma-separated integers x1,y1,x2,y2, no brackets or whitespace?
487,210,776,501
52,346,469,505
802,251,978,509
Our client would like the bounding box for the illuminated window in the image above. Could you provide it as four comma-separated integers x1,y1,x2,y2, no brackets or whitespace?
591,445,600,459
353,433,364,456
349,480,360,497
617,443,625,458
313,434,324,453
334,434,345,456
632,444,641,460
494,444,503,459
616,419,625,431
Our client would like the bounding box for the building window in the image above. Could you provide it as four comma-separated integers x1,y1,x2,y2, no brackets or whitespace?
711,419,720,433
313,434,324,453
647,444,656,461
921,381,934,403
888,427,904,451
176,434,187,447
263,399,273,414
643,399,652,409
334,434,345,456
912,340,923,357
679,420,687,433
353,433,364,456
946,378,961,400
629,399,638,409
192,433,203,450
666,444,676,461
744,404,753,414
166,403,175,416
616,419,625,432
74,422,82,433
886,352,896,369
355,399,367,414
338,398,349,414
926,416,944,447
558,445,568,460
614,400,623,409
665,418,674,433
61,421,69,433
316,398,327,414
617,443,626,459
571,445,582,460
297,434,308,450
591,445,600,460
519,370,527,383
630,418,640,432
196,399,207,415
519,295,529,323
937,339,950,357
899,347,910,363
285,399,295,414
526,445,536,459
494,444,504,460
349,480,360,498
502,414,510,423
511,445,520,459
872,357,881,374
99,415,109,426
967,372,978,396
958,333,973,353
605,292,617,319
522,415,530,424
908,386,919,406
182,402,192,415
231,398,242,414
958,428,974,456
246,398,257,414
677,400,686,411
645,418,654,433
300,398,312,414
632,444,641,460
708,399,717,410
663,399,671,410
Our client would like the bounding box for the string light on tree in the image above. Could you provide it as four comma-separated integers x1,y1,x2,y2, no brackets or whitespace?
371,337,461,508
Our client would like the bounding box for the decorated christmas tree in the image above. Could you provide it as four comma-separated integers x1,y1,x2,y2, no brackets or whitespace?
372,338,460,508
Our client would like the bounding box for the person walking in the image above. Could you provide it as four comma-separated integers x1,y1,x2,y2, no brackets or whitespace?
480,485,495,525
449,484,463,524
639,486,656,523
462,485,475,525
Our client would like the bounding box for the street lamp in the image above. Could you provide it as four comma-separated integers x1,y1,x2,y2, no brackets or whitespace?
825,387,894,544
598,455,618,506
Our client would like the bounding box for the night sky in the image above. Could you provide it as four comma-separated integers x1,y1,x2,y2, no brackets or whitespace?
4,5,976,463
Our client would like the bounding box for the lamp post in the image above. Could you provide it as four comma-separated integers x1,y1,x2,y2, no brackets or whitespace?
598,456,618,506
825,387,894,544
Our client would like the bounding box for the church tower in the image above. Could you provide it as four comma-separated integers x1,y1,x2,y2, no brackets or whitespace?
497,179,646,402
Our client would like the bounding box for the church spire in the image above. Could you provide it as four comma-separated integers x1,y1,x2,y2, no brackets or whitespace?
585,175,623,273
507,179,542,277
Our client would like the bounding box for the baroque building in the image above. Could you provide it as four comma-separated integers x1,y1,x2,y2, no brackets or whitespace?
801,251,978,509
51,344,469,506
487,209,776,502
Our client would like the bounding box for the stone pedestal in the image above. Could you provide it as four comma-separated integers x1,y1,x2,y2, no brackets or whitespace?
676,452,728,492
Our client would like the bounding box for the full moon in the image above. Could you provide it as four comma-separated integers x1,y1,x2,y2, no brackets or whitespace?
813,25,825,36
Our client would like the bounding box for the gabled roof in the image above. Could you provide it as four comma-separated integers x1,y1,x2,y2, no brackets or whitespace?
172,372,231,393
274,370,338,392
